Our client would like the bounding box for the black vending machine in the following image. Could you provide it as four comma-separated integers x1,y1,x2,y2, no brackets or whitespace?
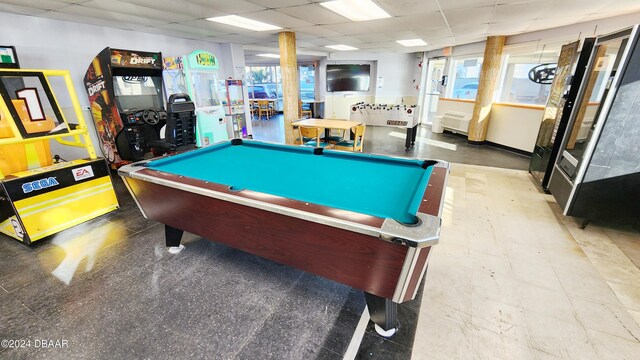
548,26,640,227
529,38,595,191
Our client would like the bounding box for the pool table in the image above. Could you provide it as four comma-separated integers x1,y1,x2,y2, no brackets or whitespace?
118,139,449,336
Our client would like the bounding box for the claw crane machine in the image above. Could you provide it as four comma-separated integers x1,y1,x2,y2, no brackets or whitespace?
163,50,228,147
0,49,118,244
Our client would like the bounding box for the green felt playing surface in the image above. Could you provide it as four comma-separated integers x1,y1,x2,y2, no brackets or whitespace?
147,141,433,223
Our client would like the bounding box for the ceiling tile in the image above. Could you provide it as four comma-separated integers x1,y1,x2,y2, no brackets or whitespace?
359,17,403,32
392,11,447,29
357,41,401,50
525,16,588,32
188,0,266,14
1,0,70,11
353,33,394,43
136,26,205,41
55,5,171,27
450,24,489,38
0,3,49,16
210,33,274,44
298,37,334,46
156,23,222,37
325,22,373,35
487,21,534,35
546,0,606,18
81,0,194,22
439,0,495,11
375,0,440,16
416,27,454,40
443,6,495,26
247,0,311,7
600,0,640,13
493,2,551,22
279,4,347,25
322,35,365,45
39,11,150,31
387,30,421,41
293,25,342,37
242,9,312,28
125,0,228,18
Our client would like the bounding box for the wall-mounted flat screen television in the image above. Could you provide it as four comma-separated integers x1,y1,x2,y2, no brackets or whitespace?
326,64,371,92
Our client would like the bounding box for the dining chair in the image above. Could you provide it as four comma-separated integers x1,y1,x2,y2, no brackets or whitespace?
333,125,366,152
298,100,312,118
268,100,277,117
257,100,270,120
298,126,332,148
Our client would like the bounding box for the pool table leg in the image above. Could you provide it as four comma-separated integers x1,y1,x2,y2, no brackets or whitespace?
411,124,418,146
364,293,398,337
165,225,185,253
404,125,419,151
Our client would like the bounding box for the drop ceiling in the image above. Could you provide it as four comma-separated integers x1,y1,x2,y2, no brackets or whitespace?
1,0,640,54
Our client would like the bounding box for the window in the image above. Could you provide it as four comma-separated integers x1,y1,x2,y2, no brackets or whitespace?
497,61,553,105
496,44,561,105
299,65,315,100
245,65,281,110
449,57,483,100
245,65,317,110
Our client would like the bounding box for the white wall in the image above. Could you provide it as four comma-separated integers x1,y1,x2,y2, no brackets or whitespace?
0,12,243,159
436,99,475,116
486,104,544,152
319,51,421,119
436,99,543,152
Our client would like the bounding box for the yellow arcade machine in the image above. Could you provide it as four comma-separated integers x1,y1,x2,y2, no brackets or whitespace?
0,47,118,244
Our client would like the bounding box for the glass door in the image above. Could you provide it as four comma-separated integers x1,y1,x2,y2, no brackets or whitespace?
557,36,628,180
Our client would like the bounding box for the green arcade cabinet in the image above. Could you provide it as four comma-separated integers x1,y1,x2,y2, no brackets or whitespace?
163,51,228,147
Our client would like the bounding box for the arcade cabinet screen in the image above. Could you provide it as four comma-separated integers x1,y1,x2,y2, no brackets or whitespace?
113,75,163,111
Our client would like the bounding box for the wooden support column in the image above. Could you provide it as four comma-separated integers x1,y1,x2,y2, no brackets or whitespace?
468,35,506,144
279,31,299,145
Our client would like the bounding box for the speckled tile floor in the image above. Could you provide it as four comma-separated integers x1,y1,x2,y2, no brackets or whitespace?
1,121,638,359
412,164,640,360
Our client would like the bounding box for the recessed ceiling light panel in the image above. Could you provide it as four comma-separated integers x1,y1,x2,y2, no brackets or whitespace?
326,44,359,51
396,39,428,47
207,15,282,31
256,53,280,58
320,0,391,21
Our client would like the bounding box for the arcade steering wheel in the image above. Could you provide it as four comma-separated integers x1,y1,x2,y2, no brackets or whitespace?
142,109,159,125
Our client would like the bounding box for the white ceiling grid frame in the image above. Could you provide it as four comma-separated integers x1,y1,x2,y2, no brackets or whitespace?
0,0,639,53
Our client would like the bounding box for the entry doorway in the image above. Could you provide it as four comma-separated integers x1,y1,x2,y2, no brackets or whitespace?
422,58,446,125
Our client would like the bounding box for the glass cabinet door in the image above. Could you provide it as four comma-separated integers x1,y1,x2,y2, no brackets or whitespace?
557,36,628,179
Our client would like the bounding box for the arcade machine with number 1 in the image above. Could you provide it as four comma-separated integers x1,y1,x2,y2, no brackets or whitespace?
163,51,228,147
0,46,118,244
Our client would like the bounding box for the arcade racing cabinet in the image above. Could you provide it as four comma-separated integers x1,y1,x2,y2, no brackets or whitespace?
84,47,195,167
